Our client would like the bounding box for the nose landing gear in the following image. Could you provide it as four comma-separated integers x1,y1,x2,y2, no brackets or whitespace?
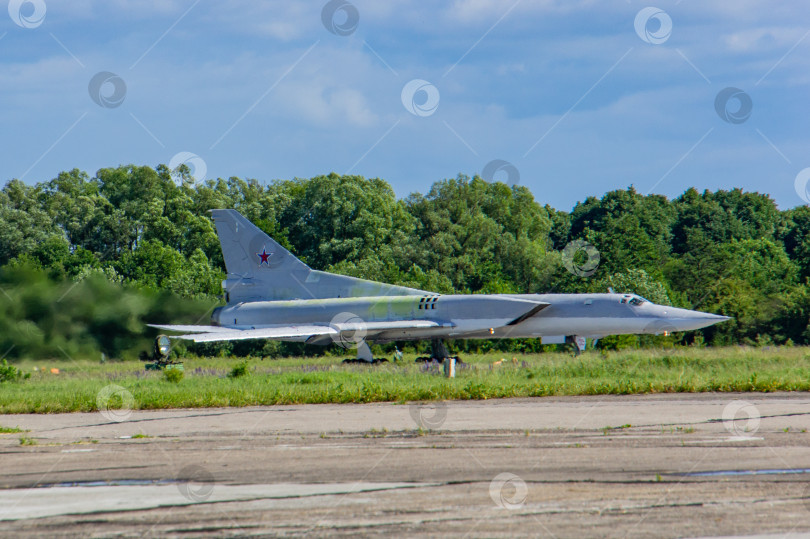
341,341,389,364
140,335,184,371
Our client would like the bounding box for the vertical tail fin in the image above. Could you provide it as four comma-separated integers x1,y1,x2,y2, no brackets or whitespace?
210,209,427,302
210,209,310,302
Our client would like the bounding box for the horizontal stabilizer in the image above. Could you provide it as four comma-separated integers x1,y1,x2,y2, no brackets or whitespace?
159,325,337,343
150,319,455,344
148,324,233,334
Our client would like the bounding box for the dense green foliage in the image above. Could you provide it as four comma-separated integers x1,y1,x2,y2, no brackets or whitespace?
1,165,808,360
163,366,184,384
0,359,28,382
0,264,215,360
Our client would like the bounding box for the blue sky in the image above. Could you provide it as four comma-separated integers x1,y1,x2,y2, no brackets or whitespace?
2,0,809,210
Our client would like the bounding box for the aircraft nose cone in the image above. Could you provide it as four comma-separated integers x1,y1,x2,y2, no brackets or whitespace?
693,312,730,322
648,307,730,333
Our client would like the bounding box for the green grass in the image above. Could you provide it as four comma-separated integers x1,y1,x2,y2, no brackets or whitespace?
0,425,24,433
1,347,810,414
163,367,184,384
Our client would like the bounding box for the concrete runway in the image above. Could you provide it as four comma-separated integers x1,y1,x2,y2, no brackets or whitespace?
3,393,810,537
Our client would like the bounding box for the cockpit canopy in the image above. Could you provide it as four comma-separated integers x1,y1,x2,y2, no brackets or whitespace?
620,294,649,306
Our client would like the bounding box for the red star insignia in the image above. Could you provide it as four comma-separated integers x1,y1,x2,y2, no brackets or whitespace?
257,247,271,265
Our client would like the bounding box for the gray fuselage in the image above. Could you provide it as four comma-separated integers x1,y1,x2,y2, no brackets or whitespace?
211,293,727,345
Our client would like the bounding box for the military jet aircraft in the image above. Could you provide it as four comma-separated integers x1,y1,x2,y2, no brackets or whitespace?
150,209,729,361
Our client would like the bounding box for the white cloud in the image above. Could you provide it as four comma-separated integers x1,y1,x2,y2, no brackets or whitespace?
276,84,379,128
204,2,315,41
49,0,189,20
2,0,810,209
724,27,808,53
496,63,525,75
446,0,597,24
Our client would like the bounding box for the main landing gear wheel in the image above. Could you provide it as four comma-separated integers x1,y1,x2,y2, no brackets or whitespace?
413,339,464,365
342,357,389,365
414,356,462,365
565,335,587,356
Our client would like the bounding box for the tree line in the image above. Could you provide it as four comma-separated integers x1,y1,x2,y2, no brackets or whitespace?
1,164,808,360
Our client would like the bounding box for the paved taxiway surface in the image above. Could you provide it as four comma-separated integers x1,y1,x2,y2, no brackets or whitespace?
2,393,810,537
